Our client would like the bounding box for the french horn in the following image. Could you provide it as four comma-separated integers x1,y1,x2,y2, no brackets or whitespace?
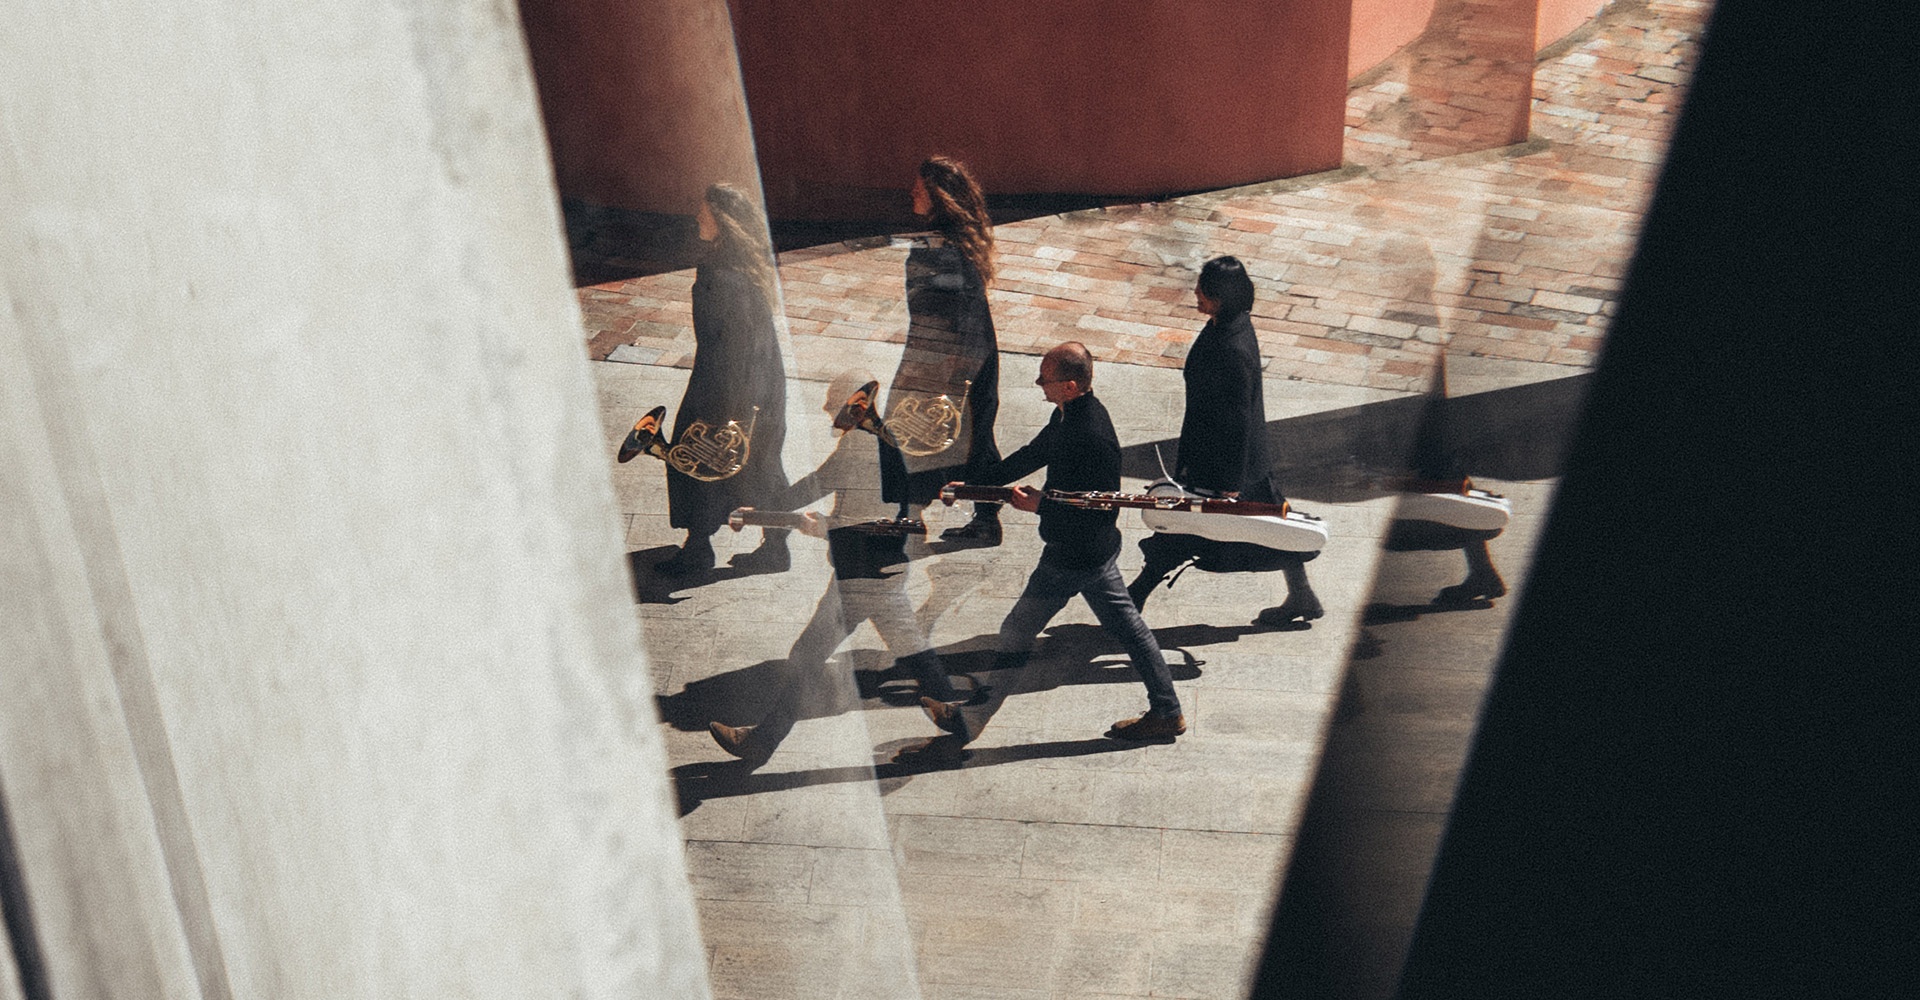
667,406,757,482
617,406,670,464
831,379,968,458
616,404,757,482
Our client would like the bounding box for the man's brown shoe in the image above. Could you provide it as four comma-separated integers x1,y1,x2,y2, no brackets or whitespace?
1107,712,1187,741
919,697,972,740
709,722,756,758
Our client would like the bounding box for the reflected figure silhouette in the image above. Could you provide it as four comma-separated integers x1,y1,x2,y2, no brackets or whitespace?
650,182,791,577
1385,354,1510,606
704,380,969,763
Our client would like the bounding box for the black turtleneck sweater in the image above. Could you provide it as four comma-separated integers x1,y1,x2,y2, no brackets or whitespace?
973,391,1121,569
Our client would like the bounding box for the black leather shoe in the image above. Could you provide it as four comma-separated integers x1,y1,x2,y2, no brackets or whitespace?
938,517,1002,546
655,544,715,576
1255,597,1325,626
1434,574,1506,605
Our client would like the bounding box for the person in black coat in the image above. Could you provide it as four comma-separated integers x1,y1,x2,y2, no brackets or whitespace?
878,155,1003,544
707,379,966,762
1126,256,1324,625
655,182,791,575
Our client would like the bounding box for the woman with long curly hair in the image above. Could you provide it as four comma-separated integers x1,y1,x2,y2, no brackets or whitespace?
878,155,1004,544
655,181,792,575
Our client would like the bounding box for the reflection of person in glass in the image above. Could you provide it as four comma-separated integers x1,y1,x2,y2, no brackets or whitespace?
1388,356,1508,605
656,182,791,576
708,379,962,762
1126,256,1323,625
880,155,1003,544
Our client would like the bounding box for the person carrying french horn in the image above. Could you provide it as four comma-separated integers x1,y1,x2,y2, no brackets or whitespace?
877,155,1004,544
654,182,792,576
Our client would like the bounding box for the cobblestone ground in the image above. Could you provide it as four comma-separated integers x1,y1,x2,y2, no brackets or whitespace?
591,2,1710,998
586,0,1705,393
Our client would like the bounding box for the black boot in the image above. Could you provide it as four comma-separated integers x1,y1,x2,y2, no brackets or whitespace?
1127,539,1186,611
656,534,715,575
1436,571,1506,604
896,649,957,702
940,502,1002,545
731,527,791,572
1437,538,1506,604
1257,560,1325,625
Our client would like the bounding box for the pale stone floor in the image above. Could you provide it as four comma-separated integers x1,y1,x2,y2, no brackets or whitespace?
579,2,1718,989
597,353,1561,999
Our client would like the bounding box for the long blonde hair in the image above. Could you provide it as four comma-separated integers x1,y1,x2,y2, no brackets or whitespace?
702,182,778,310
918,156,996,287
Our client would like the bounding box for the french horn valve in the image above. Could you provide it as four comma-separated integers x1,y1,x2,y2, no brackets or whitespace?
665,405,758,482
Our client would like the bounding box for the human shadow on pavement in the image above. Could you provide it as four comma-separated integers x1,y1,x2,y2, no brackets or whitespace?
1360,600,1496,625
656,626,1208,732
664,621,1225,813
627,544,798,605
1119,372,1590,505
670,735,1136,814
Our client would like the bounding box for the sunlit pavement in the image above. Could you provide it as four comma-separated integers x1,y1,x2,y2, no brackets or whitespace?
590,3,1708,997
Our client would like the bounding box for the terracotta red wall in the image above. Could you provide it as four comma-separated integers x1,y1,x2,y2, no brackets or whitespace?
518,0,760,214
522,0,1611,220
1350,0,1612,81
727,0,1351,219
1351,0,1438,79
1537,0,1610,48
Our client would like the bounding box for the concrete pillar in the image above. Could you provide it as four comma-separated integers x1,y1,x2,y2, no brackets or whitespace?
0,2,709,996
518,0,761,215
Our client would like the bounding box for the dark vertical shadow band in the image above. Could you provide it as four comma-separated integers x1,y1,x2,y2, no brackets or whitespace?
0,780,51,1000
1256,0,1917,996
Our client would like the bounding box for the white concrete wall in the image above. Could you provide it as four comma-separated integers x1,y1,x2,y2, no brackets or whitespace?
0,2,710,997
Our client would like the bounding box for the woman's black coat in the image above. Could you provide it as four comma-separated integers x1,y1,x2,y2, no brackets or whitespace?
878,239,1000,505
667,263,790,532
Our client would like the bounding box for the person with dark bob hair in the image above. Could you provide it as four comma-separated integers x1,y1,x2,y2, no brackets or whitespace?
876,155,1004,544
1197,254,1257,319
1127,254,1324,625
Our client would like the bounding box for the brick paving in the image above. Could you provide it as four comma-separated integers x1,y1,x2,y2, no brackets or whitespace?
584,0,1708,396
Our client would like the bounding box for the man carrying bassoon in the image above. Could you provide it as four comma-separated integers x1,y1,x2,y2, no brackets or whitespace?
916,342,1186,748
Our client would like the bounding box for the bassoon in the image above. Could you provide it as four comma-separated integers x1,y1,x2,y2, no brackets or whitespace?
939,483,1290,518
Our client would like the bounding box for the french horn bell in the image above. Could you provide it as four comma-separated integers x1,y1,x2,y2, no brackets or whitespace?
832,379,968,458
617,406,670,463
